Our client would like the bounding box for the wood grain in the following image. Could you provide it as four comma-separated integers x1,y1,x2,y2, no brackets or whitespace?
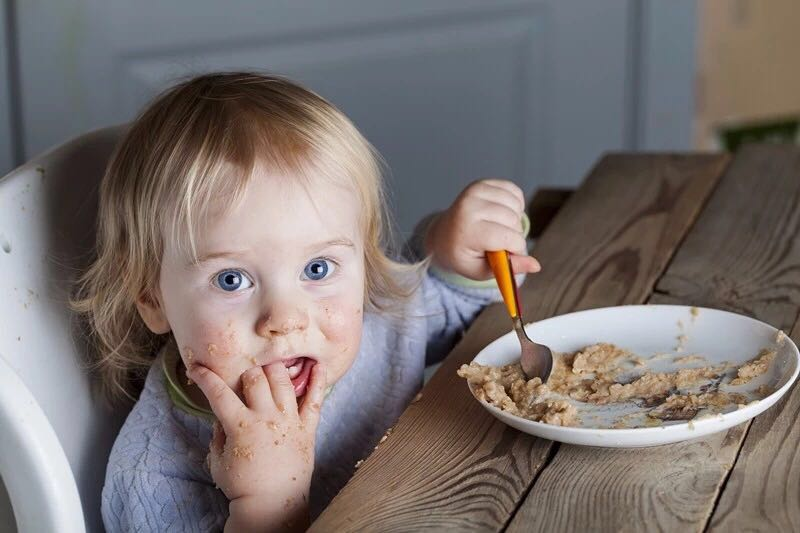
508,144,800,533
310,154,728,531
707,314,800,532
655,144,800,331
507,427,748,533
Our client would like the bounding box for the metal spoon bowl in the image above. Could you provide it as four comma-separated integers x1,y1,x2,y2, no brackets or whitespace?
487,250,553,381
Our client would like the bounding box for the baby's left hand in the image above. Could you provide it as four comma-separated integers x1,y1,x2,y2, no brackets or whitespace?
424,179,541,280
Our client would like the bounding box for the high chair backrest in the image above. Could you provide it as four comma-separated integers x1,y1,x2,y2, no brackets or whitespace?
0,126,129,532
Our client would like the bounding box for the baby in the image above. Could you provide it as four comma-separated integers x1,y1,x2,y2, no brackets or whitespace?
72,72,540,531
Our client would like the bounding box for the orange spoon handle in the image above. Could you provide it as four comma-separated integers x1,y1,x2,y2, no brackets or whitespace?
487,250,521,319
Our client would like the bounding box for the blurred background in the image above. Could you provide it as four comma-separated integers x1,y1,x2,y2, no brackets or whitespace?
1,1,799,236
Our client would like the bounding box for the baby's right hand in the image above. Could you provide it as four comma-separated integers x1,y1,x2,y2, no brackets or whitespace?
187,361,326,531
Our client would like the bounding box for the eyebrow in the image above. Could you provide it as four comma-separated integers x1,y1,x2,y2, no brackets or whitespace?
194,238,356,265
306,237,356,253
194,250,249,265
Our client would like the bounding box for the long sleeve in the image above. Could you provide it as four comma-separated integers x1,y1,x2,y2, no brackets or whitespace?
419,269,503,365
101,344,228,532
102,468,227,533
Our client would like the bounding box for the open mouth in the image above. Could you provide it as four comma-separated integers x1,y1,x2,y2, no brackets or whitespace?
283,357,315,397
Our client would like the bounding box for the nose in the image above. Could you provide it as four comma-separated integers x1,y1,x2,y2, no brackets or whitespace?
255,295,309,337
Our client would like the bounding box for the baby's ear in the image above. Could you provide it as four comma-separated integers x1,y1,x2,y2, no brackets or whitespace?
135,289,171,334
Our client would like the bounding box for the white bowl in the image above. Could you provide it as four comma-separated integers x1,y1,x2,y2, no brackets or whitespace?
468,305,799,447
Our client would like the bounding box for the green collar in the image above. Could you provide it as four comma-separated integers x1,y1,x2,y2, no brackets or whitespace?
161,343,216,422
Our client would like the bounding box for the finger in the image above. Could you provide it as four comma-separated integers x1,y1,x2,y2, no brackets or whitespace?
186,365,245,433
468,198,525,233
474,179,526,213
299,363,326,429
478,220,529,256
241,365,272,412
263,362,297,415
508,253,542,274
463,181,525,217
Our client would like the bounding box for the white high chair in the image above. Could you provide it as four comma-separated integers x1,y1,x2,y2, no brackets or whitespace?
0,126,130,533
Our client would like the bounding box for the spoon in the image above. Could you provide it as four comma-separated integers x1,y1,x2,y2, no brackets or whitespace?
486,250,553,381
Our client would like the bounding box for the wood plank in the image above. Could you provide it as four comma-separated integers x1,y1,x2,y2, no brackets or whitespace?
310,154,728,531
655,144,800,331
707,314,800,532
507,428,748,533
507,144,800,533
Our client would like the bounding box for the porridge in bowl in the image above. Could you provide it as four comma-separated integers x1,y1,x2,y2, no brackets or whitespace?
458,340,779,429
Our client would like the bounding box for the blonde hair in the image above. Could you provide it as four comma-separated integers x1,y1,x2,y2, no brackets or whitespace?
72,72,422,406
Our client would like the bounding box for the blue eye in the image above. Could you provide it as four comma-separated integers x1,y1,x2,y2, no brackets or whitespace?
303,258,334,281
213,270,253,292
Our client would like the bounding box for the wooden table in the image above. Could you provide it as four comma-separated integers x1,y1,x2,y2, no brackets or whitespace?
311,145,800,532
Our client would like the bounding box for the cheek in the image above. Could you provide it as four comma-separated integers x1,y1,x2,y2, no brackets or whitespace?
319,301,363,346
318,301,364,386
158,259,249,388
175,318,245,387
316,261,365,349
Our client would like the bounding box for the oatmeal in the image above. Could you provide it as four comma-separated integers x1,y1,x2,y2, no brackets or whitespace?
730,348,776,386
459,342,778,429
675,320,689,352
457,363,578,426
647,391,748,421
570,343,632,374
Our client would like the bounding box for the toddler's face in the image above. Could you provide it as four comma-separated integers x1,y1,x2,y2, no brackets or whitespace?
155,166,365,401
